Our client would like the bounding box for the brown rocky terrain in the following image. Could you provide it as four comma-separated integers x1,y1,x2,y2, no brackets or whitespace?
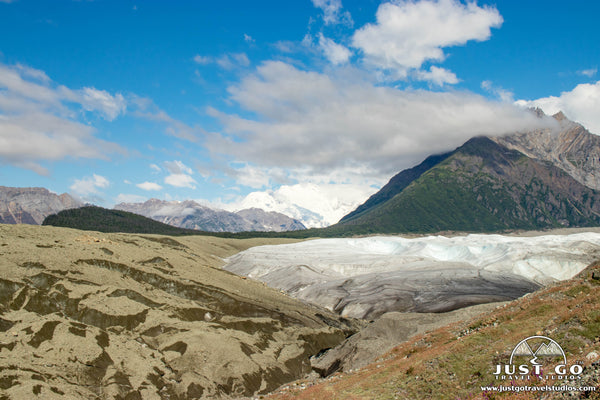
0,224,361,399
0,187,81,225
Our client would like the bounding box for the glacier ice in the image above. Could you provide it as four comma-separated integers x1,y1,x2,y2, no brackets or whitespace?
223,233,600,319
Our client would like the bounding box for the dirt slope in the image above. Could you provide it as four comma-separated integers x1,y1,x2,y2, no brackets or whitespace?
0,224,361,399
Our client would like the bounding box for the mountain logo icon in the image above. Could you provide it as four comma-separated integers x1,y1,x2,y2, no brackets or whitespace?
509,335,567,365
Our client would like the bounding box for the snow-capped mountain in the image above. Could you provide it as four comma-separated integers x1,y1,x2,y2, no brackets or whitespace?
223,183,379,228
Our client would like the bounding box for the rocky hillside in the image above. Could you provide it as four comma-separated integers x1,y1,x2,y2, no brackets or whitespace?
114,199,306,233
0,224,360,399
494,111,600,191
332,136,600,234
0,186,81,225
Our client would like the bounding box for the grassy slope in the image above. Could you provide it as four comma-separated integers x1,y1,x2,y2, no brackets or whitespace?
267,262,600,400
340,152,451,224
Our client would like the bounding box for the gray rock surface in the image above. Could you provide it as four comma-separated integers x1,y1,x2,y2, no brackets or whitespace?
494,111,600,191
0,186,81,224
115,198,306,232
311,302,504,376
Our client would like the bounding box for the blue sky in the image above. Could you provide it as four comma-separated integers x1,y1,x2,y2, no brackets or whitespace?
0,0,599,225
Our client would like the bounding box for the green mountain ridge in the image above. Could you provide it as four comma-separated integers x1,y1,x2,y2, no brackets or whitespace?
332,136,600,234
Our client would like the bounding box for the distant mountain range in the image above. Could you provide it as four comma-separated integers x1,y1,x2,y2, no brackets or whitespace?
113,199,306,232
0,186,81,224
332,112,600,234
0,188,306,233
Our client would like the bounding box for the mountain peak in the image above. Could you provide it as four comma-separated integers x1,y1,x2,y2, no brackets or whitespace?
552,111,567,121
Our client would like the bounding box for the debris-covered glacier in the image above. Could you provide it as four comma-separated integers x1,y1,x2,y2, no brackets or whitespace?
223,233,600,319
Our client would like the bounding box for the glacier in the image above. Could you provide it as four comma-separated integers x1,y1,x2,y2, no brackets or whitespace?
223,233,600,319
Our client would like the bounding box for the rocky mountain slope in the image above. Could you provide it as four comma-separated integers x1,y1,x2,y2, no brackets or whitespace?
0,224,360,399
0,186,81,225
114,199,306,233
332,136,600,234
494,111,600,191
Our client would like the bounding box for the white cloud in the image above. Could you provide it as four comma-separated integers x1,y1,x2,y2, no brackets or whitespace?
578,68,597,78
136,181,163,191
164,160,193,175
311,0,353,26
0,63,125,174
244,33,255,43
481,80,513,102
193,55,212,65
515,80,600,134
216,53,251,70
207,61,549,184
351,0,502,79
15,63,50,83
318,33,352,65
150,163,161,173
164,174,197,189
163,160,196,188
416,66,458,86
79,87,126,121
70,174,110,196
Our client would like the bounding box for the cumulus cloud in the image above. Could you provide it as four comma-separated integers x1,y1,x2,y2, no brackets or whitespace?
416,66,458,86
351,0,502,81
515,80,600,134
0,63,126,174
78,87,126,121
70,174,110,196
318,33,352,65
207,61,549,184
311,0,353,26
165,174,197,189
136,181,163,191
163,160,197,188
